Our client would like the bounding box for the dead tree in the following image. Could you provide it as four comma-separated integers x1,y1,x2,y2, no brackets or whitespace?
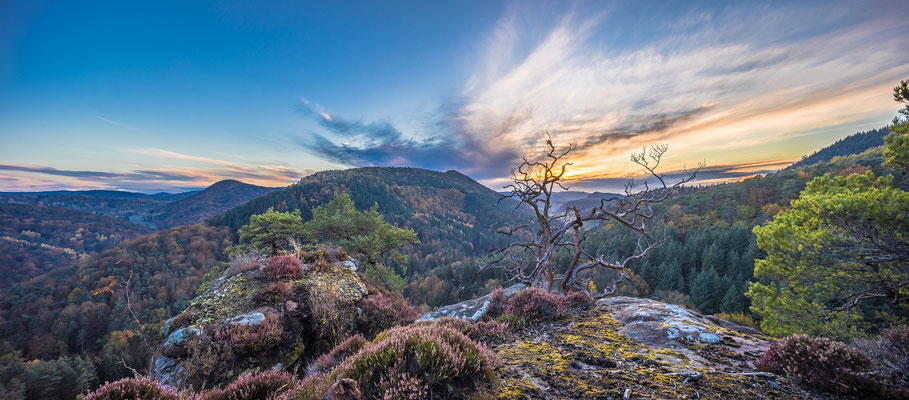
481,136,701,298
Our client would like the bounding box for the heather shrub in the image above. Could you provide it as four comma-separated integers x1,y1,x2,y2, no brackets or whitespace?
85,377,181,400
755,334,878,395
423,317,510,342
214,314,283,355
502,287,564,322
275,374,332,400
494,314,526,331
486,288,506,318
356,291,419,338
485,287,591,324
316,334,368,372
199,371,296,400
181,338,237,390
335,325,499,399
562,290,594,309
261,281,292,301
265,255,304,280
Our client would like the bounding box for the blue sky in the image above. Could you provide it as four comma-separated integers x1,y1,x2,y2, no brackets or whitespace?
1,0,907,192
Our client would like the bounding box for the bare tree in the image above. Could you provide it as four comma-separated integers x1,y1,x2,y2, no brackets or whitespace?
480,135,702,298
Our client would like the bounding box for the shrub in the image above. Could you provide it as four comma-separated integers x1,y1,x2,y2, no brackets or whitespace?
714,312,760,331
261,281,292,301
214,314,283,355
180,338,237,390
85,377,181,400
485,287,591,324
494,314,526,331
486,288,506,318
503,287,564,322
275,374,332,400
199,371,297,400
265,255,304,280
562,290,594,309
859,326,909,390
224,253,264,279
316,334,368,372
335,325,500,399
755,334,878,395
423,317,510,342
357,291,419,338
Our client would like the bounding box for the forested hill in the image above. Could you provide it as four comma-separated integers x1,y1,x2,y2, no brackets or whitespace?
146,179,279,229
788,127,889,169
0,191,189,226
212,167,523,275
0,203,151,287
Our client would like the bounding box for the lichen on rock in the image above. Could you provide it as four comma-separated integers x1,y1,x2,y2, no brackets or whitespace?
492,296,810,399
149,248,368,389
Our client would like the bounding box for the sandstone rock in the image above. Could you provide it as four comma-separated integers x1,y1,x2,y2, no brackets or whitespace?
418,283,525,321
225,311,266,326
321,378,361,400
160,327,200,358
598,296,769,357
493,294,796,399
150,252,368,388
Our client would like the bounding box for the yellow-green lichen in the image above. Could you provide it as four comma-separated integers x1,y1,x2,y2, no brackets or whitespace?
492,307,798,399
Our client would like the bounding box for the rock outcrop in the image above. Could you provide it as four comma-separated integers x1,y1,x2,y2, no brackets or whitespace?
150,250,367,387
418,283,525,321
493,296,809,399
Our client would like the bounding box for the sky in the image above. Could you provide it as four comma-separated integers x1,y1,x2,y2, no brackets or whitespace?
1,0,907,193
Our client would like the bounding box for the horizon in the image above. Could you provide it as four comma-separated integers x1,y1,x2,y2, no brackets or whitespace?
2,1,908,193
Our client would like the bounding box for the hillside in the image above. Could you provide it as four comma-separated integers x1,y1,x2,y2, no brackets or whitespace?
0,179,275,230
0,191,194,227
0,223,233,387
559,191,624,212
146,180,279,229
788,127,889,169
0,203,151,287
212,167,523,276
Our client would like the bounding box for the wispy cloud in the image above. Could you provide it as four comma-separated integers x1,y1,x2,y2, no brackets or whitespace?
295,100,520,179
451,1,909,189
0,156,314,193
291,2,907,191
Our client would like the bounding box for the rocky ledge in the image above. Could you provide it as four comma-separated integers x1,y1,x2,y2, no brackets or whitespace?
492,296,812,399
150,250,367,388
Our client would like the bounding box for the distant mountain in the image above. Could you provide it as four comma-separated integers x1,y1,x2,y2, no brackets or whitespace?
0,190,195,227
550,190,592,203
788,127,889,169
0,180,276,230
0,203,151,287
0,189,195,199
560,191,624,212
146,180,279,229
212,167,523,275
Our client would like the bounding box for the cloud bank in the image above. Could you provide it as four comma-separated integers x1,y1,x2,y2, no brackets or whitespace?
297,1,909,191
0,150,313,193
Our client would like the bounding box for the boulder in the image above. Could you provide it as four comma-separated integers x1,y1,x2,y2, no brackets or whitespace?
322,378,361,400
598,296,769,356
160,327,201,358
149,251,368,388
418,283,525,321
492,294,796,399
